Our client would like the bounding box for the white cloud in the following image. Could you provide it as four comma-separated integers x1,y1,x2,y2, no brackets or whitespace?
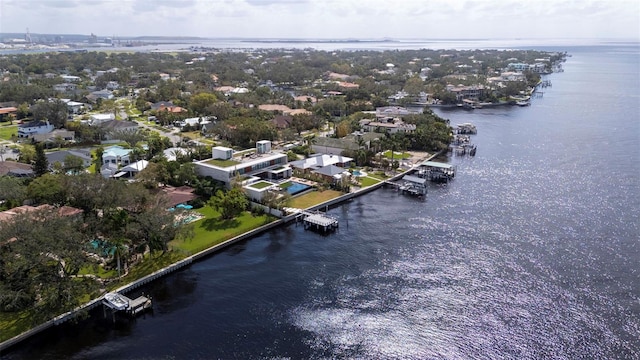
0,0,638,40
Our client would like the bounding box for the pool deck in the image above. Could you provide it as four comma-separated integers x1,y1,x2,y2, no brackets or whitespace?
289,177,319,187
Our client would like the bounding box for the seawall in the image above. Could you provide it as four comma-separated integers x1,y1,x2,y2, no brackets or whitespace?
0,152,440,352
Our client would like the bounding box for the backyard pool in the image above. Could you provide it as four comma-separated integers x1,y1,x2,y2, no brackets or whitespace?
352,170,368,177
285,181,311,195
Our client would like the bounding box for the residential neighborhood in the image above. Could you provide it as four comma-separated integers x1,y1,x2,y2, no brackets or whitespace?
0,46,565,344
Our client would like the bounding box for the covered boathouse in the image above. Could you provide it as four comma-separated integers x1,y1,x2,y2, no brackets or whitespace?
416,161,456,183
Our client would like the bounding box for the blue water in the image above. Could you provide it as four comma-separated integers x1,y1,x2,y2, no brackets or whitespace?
286,182,311,195
3,42,639,359
352,170,362,176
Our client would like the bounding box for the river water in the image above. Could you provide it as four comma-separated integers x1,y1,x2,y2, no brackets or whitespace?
3,43,640,359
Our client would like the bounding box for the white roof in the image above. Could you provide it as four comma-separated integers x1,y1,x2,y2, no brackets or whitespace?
121,160,149,172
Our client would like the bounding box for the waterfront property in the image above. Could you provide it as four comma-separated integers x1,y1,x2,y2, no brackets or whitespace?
289,209,339,232
102,292,152,321
195,140,291,189
416,160,456,182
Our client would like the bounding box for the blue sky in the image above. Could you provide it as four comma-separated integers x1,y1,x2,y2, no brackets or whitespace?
1,0,638,40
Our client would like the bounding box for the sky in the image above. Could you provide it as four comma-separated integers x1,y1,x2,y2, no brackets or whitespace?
0,0,638,40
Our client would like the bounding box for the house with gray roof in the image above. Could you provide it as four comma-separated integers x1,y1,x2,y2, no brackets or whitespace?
45,149,92,172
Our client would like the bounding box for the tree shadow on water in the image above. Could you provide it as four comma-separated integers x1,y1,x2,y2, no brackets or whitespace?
200,217,240,231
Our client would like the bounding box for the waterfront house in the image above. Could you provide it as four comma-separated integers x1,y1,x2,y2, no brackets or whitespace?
194,141,291,189
243,180,278,202
375,106,416,118
0,204,83,224
289,154,353,173
18,120,54,138
446,84,486,101
360,118,416,134
312,164,350,183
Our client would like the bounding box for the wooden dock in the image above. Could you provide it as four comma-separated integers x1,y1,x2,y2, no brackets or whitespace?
286,208,339,232
415,161,457,183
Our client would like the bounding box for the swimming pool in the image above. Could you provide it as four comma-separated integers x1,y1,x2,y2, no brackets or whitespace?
285,181,311,195
352,170,368,177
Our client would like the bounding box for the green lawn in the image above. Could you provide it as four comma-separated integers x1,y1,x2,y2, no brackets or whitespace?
107,251,186,291
0,310,32,343
288,190,343,209
359,176,381,187
169,206,274,254
249,181,272,189
383,150,411,160
367,171,389,180
0,124,17,141
204,158,240,167
79,264,117,279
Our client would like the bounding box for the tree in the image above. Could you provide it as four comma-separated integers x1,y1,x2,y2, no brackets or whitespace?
404,75,424,97
63,155,85,175
27,173,66,204
110,129,145,148
175,162,197,186
33,143,49,177
31,99,68,129
189,92,218,115
0,176,27,208
94,146,104,171
135,161,169,189
208,187,248,220
0,208,96,318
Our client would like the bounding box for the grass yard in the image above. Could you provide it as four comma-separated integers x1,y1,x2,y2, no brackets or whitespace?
107,251,186,291
204,158,240,167
288,190,343,209
0,124,17,141
359,176,381,187
367,171,389,180
249,181,272,189
383,150,411,160
78,264,118,279
0,310,32,343
169,205,275,254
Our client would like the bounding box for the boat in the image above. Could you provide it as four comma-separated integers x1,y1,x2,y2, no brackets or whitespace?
103,292,129,311
516,101,530,106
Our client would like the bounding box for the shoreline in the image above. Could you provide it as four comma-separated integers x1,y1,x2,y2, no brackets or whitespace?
0,151,440,353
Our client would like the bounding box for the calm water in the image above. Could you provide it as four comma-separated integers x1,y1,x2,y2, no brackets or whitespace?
3,43,640,359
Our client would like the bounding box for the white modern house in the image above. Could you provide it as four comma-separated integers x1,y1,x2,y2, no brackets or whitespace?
18,120,54,138
194,140,291,188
